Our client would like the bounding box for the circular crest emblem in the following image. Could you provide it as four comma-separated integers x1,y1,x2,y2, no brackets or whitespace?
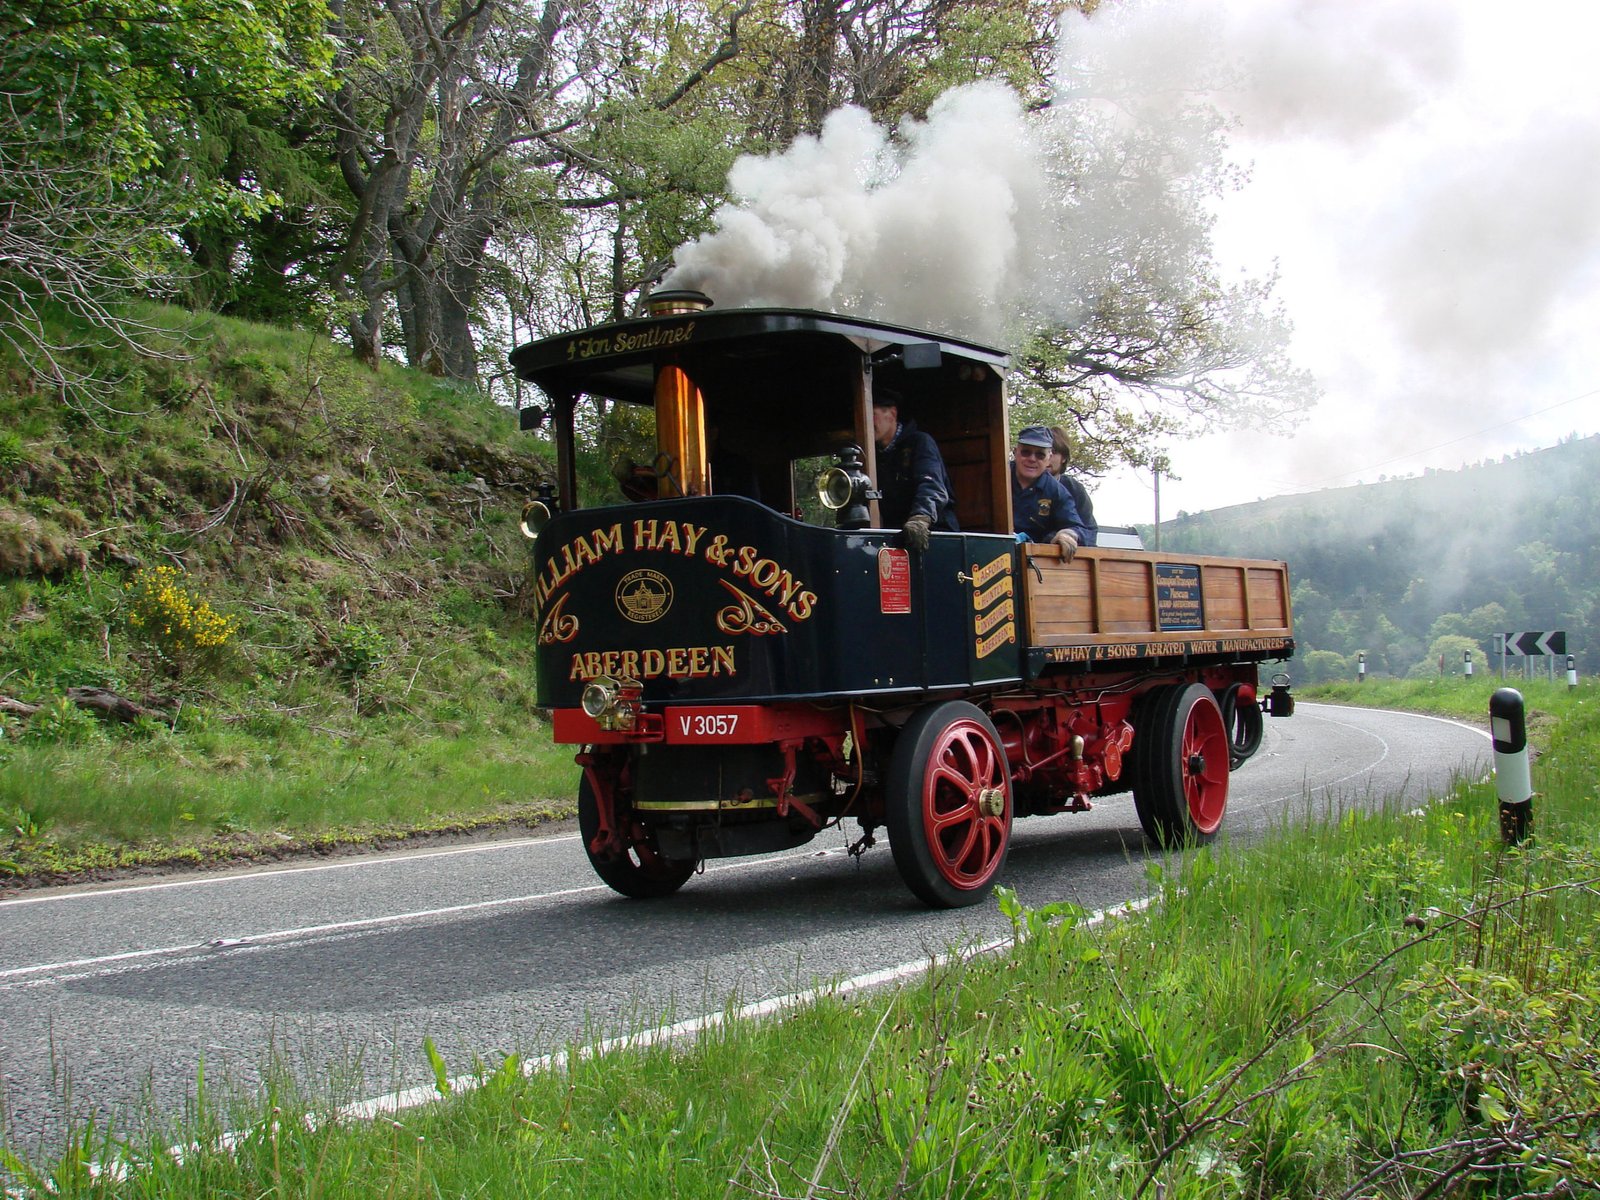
616,569,673,623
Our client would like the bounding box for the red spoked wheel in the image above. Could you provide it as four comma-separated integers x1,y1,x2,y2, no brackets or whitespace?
578,771,695,899
1131,683,1230,847
887,701,1013,908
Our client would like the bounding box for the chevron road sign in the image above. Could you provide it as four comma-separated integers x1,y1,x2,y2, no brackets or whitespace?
1504,631,1567,656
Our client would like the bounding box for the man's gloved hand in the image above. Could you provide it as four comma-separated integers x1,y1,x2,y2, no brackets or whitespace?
1052,528,1080,561
902,513,933,553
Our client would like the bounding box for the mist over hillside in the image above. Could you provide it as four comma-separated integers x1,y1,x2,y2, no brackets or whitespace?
1150,435,1600,680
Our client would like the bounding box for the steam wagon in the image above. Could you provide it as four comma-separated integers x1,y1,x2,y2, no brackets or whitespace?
510,291,1295,908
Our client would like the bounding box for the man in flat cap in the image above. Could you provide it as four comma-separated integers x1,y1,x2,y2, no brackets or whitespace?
1011,425,1091,559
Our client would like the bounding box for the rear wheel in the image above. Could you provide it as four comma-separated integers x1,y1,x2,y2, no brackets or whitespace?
1132,683,1230,847
578,772,696,899
887,701,1012,908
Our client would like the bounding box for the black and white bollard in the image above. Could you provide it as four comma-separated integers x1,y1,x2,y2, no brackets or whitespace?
1464,649,1473,678
1357,651,1366,684
1569,655,1579,692
1490,687,1532,845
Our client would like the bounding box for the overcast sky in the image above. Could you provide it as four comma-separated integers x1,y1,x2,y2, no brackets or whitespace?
1090,0,1600,526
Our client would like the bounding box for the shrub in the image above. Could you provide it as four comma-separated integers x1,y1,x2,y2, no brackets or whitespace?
20,697,104,745
125,565,239,668
331,622,387,679
0,430,25,472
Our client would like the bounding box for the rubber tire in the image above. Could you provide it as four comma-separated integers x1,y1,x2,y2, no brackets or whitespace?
887,701,1013,909
577,772,695,899
1131,683,1230,848
1221,682,1265,768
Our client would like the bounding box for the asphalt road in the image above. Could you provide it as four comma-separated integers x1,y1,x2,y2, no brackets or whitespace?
0,702,1489,1154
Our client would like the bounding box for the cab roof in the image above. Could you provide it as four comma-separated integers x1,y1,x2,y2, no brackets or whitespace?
509,306,1010,405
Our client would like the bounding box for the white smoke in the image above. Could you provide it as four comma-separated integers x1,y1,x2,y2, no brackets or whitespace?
665,82,1060,342
664,0,1481,351
666,0,1600,513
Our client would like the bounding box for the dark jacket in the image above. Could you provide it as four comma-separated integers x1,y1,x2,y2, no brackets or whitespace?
1059,473,1097,546
877,419,959,531
1012,468,1091,545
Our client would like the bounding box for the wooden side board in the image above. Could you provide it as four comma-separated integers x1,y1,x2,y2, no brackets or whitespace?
1022,545,1294,653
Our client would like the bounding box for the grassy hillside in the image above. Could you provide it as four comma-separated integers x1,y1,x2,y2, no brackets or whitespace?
0,308,577,882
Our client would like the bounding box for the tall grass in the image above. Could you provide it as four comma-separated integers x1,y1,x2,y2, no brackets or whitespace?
7,686,1595,1197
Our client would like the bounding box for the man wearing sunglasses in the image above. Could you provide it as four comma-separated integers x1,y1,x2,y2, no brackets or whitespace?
1011,425,1091,560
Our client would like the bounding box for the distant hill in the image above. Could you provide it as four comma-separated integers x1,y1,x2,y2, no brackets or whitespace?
1144,436,1600,680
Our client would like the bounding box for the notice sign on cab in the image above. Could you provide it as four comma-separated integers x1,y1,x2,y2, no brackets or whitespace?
878,548,911,614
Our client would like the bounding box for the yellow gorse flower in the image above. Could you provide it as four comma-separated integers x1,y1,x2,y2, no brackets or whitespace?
126,566,239,655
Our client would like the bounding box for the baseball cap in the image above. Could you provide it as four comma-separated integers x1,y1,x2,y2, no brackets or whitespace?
871,387,902,409
1016,425,1054,449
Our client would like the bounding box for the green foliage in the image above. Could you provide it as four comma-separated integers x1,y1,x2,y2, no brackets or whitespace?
330,622,387,680
0,430,25,472
0,306,565,876
1159,436,1600,678
19,697,104,745
0,0,335,373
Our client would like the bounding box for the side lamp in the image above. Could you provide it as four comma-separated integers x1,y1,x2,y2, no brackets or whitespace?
815,444,878,530
520,481,559,540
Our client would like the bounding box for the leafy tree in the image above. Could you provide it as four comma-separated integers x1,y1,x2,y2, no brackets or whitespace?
324,0,750,380
1300,649,1350,685
1410,634,1482,680
0,0,332,387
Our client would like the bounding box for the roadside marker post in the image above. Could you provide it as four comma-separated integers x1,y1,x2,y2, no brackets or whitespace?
1357,651,1365,683
1464,649,1473,678
1490,688,1532,845
1568,655,1579,691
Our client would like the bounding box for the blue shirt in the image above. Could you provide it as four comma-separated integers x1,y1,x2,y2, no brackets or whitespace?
1012,468,1090,545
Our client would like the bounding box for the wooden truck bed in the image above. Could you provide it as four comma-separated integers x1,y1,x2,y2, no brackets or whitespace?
1020,545,1295,672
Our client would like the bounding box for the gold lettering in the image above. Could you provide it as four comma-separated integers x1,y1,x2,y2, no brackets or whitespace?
975,625,1016,659
593,523,624,555
971,555,1011,588
974,575,1013,610
974,598,1014,636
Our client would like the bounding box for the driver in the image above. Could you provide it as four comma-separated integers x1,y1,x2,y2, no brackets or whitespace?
872,388,959,552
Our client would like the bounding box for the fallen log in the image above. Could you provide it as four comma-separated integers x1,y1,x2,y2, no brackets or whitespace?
0,695,41,719
65,686,158,724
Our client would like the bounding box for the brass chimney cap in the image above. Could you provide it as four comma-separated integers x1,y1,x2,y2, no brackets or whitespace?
646,289,713,317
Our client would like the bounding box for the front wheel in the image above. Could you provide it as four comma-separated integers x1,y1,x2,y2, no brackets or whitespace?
887,701,1012,908
1131,683,1230,848
577,772,695,899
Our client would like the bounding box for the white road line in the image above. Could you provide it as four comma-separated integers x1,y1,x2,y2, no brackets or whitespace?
1263,703,1491,803
0,846,856,984
0,834,580,907
343,894,1157,1120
